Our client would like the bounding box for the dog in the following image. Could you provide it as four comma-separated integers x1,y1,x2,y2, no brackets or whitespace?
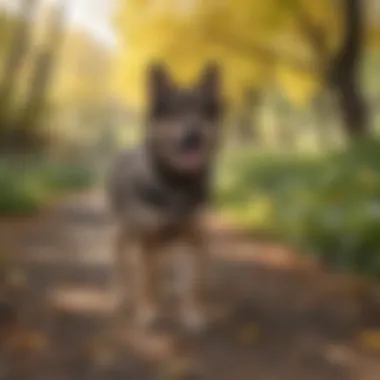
107,62,223,332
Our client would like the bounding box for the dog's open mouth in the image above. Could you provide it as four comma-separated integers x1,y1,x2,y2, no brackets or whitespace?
177,148,205,172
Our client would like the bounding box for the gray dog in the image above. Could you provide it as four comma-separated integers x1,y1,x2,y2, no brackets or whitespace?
107,63,223,332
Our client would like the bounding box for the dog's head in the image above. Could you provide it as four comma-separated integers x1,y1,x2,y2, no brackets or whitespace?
146,63,223,175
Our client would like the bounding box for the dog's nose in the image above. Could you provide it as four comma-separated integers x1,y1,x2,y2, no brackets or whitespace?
181,129,202,150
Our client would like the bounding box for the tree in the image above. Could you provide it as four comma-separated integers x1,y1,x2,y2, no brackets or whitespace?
329,0,368,139
0,0,40,132
271,0,369,139
13,2,67,151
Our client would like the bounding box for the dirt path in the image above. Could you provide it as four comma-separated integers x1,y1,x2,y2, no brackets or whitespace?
1,190,380,380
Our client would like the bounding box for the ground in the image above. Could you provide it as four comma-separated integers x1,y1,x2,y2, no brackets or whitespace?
1,190,380,380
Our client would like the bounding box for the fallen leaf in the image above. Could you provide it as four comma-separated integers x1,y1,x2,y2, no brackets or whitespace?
9,330,49,352
237,324,259,346
359,330,380,351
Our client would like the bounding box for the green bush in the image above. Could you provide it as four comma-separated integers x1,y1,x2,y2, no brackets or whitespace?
0,169,47,215
0,158,95,216
216,139,380,277
40,162,96,193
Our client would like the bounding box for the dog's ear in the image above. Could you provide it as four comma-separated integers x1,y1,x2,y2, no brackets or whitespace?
197,62,222,119
147,63,173,116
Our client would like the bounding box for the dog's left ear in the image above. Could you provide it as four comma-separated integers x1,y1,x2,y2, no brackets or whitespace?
147,62,174,117
197,62,222,119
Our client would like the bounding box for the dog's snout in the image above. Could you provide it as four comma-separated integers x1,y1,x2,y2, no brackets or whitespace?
181,128,202,150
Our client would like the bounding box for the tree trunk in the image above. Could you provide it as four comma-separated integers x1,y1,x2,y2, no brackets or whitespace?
329,0,369,139
334,76,368,139
0,0,39,128
14,3,66,152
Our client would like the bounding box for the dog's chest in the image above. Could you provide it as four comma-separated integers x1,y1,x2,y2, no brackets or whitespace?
139,180,204,217
134,179,206,234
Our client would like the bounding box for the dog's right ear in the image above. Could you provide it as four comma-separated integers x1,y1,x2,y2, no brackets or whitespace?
147,63,173,116
197,62,223,120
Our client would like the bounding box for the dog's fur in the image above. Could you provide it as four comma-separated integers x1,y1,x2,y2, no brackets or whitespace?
107,63,222,331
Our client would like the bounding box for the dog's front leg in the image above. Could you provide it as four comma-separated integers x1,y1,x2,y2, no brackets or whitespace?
113,231,159,328
177,231,208,332
132,241,161,328
112,228,133,328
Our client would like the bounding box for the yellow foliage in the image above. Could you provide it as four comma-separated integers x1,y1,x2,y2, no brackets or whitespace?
51,30,111,107
113,0,280,106
112,0,372,107
359,330,380,352
276,65,320,106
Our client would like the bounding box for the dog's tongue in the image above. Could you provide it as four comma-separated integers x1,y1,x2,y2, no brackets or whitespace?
179,151,204,171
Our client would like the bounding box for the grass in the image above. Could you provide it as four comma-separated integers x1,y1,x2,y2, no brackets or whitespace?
216,139,380,277
0,157,96,216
